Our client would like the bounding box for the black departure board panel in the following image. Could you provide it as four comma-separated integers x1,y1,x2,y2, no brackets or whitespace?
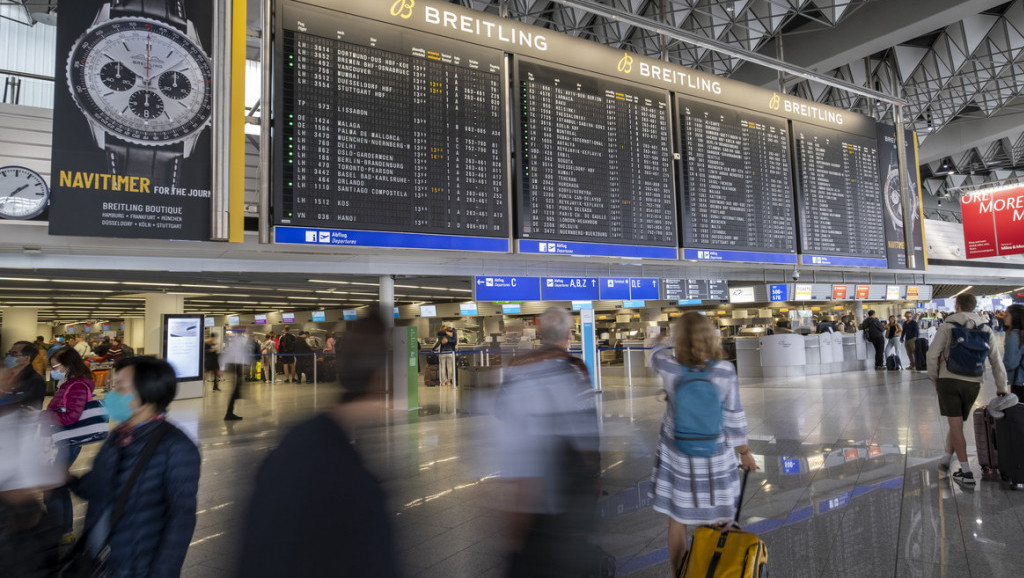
792,122,886,266
515,59,677,247
274,6,508,239
679,97,796,255
663,279,729,301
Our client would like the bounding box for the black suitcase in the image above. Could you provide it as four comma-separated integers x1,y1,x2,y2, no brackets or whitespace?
995,403,1024,490
915,339,929,371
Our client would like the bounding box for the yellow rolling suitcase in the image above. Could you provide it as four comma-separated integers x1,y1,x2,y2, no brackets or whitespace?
679,471,768,577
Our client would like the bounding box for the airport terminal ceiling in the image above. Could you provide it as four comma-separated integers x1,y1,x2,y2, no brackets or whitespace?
5,0,1024,293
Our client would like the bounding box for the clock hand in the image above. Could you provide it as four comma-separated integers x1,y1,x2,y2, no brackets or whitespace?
7,184,29,197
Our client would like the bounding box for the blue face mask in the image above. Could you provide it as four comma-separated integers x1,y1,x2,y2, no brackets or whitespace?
103,391,136,423
3,355,19,368
50,369,65,381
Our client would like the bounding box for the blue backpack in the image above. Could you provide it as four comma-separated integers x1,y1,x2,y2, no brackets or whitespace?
673,363,723,457
945,321,990,377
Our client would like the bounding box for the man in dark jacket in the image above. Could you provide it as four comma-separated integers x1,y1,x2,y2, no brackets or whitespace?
236,313,398,578
862,310,886,369
901,311,921,370
294,331,314,383
278,326,297,383
1,341,45,411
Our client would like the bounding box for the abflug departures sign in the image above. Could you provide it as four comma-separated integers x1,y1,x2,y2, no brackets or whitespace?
49,0,213,241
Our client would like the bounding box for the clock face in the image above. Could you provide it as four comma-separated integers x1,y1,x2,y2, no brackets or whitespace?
67,17,212,146
0,166,49,220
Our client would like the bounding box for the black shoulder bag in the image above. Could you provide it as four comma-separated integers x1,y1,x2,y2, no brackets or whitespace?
58,421,173,578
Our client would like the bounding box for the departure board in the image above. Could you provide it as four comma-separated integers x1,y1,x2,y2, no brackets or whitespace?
663,279,729,301
793,122,886,264
274,6,508,239
515,59,676,247
679,97,796,255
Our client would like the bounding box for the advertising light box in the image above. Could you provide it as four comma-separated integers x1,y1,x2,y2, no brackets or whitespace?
419,305,436,318
622,300,646,308
204,317,215,328
163,314,203,382
729,286,756,304
254,314,267,325
571,301,593,311
227,315,240,326
832,285,848,299
502,303,521,314
342,309,357,321
312,311,326,322
281,313,295,323
886,285,901,300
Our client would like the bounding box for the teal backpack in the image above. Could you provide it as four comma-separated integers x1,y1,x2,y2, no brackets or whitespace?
673,363,723,457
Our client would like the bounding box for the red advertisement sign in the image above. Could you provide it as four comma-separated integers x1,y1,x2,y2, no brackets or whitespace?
906,286,919,300
961,191,1000,258
832,285,847,299
855,285,870,299
960,186,1024,258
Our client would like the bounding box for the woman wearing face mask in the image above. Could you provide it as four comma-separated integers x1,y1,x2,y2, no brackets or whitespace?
43,346,96,544
66,356,200,578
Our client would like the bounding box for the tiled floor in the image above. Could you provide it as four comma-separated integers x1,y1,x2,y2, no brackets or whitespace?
68,362,1024,577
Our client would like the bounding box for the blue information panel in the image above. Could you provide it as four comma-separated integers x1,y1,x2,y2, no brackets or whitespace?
519,239,677,260
769,284,789,302
502,303,521,314
571,301,593,311
684,248,798,265
622,300,646,308
677,299,702,306
459,303,478,316
475,276,541,302
541,277,600,301
275,227,510,253
629,278,660,300
781,457,802,475
600,278,631,300
802,254,887,268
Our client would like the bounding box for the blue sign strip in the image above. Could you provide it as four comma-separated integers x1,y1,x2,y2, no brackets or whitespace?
802,254,888,267
622,300,646,308
683,248,798,264
769,284,789,302
519,239,677,259
475,276,541,301
599,278,630,300
630,278,660,299
541,277,600,301
274,226,510,253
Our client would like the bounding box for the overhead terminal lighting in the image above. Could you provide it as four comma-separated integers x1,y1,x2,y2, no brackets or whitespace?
953,285,974,297
308,279,349,285
179,284,232,289
52,279,119,285
122,282,180,287
0,276,50,282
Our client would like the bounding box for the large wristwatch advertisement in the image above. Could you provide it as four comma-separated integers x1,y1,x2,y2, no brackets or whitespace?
49,0,214,241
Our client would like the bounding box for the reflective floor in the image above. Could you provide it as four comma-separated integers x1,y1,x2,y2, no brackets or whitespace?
68,364,1024,577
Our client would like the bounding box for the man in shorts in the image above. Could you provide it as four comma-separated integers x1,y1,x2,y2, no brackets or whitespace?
927,293,1008,486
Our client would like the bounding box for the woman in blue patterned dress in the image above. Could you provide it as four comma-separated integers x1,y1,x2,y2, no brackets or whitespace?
648,312,758,575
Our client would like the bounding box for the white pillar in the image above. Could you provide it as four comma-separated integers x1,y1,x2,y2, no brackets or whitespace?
123,317,144,350
1,307,39,353
379,275,395,329
144,294,184,357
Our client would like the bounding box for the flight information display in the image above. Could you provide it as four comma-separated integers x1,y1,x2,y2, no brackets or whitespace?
792,122,886,266
679,97,796,257
515,59,677,249
275,5,508,241
663,279,729,301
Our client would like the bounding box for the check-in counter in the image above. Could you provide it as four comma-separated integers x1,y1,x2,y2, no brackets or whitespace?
759,334,806,378
841,334,864,371
735,337,763,378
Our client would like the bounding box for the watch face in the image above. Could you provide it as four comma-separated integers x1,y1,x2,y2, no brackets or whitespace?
0,166,49,220
67,17,212,146
884,165,903,230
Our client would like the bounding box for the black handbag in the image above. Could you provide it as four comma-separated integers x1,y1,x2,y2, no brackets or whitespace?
57,421,173,577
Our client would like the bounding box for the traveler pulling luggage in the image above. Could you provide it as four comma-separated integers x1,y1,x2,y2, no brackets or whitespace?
678,470,768,578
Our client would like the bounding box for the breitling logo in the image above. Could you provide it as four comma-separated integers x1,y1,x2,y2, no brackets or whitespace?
617,53,633,73
390,0,414,19
769,93,781,111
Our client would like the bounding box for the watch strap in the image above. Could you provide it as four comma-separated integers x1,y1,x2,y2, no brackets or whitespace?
110,0,187,28
106,142,185,188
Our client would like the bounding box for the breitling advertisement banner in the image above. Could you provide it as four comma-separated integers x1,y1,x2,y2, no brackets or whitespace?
876,124,926,270
49,0,214,241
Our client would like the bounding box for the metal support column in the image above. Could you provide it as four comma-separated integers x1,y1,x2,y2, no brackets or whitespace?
210,0,232,240
259,0,273,244
893,106,916,269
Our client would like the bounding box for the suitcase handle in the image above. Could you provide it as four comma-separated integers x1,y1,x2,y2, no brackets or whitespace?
734,469,751,523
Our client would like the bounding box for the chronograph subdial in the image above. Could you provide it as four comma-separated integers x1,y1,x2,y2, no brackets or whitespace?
159,70,192,99
100,61,138,91
129,90,165,119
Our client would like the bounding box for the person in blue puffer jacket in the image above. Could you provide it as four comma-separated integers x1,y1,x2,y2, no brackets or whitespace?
1005,304,1024,388
69,356,200,577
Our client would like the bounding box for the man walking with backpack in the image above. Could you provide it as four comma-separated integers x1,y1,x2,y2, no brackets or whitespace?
927,293,1008,486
